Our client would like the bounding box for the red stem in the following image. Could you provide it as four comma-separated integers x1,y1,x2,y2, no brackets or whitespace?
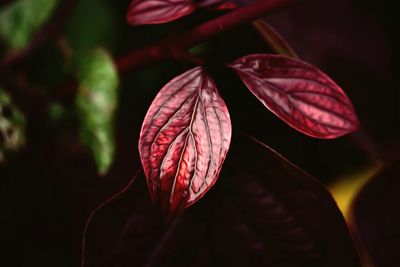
80,168,142,267
116,0,301,72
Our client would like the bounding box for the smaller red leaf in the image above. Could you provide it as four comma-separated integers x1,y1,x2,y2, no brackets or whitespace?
229,54,359,139
127,0,196,26
139,67,231,218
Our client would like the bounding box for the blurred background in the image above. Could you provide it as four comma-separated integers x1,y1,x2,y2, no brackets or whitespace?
0,0,399,266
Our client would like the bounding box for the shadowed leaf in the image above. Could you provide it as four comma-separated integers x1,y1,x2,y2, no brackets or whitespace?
75,49,118,175
84,135,361,267
127,0,196,26
0,0,60,49
139,67,231,218
351,156,400,267
229,54,359,139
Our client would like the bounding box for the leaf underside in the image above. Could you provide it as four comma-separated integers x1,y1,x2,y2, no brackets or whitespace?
139,67,231,218
85,136,361,267
127,0,196,25
230,54,359,139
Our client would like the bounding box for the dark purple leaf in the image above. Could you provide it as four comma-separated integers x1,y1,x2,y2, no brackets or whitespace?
84,135,361,267
229,54,359,139
126,0,196,26
352,156,400,267
138,67,231,218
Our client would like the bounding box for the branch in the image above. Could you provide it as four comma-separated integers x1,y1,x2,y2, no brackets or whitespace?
116,0,302,72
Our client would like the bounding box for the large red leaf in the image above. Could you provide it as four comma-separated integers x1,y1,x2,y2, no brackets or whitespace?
139,67,231,218
229,54,359,138
127,0,196,26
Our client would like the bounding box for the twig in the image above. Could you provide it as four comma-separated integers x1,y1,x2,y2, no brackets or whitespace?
80,168,142,267
116,0,302,72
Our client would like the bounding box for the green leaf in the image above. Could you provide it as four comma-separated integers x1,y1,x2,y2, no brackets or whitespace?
75,48,118,175
0,0,60,49
0,88,25,163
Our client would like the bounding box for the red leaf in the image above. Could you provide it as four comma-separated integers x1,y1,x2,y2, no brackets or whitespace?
127,0,196,26
229,54,359,139
139,67,232,218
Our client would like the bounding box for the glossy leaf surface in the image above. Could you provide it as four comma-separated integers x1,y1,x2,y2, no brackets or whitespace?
0,0,60,49
229,54,359,138
127,0,196,26
84,136,361,267
75,49,119,175
139,67,231,218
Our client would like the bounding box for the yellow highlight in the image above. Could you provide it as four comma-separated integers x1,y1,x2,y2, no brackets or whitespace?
329,163,383,267
328,163,382,220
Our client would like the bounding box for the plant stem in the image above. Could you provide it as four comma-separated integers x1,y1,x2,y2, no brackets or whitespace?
81,168,142,267
116,0,302,72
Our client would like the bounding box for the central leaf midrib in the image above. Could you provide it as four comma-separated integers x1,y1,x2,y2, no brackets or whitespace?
168,86,202,207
